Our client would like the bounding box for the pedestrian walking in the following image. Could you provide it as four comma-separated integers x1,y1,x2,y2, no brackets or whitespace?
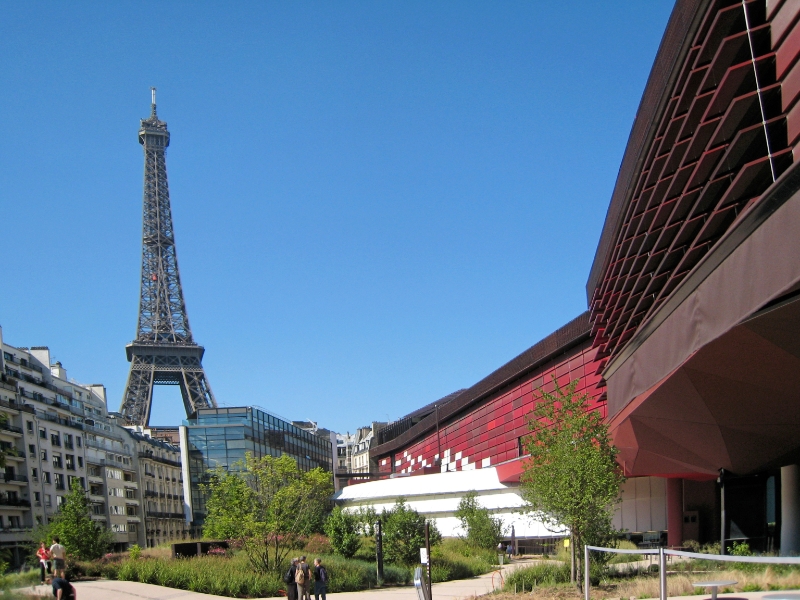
49,537,66,578
285,558,299,600
506,543,513,560
313,558,328,600
46,575,76,599
298,556,311,600
36,542,51,584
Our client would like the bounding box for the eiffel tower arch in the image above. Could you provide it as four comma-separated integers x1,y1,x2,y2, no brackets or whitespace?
120,89,216,426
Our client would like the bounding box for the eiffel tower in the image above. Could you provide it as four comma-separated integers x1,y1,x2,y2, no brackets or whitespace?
120,89,216,426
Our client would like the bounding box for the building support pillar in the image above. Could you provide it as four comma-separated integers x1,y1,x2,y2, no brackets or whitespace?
781,465,800,555
667,478,683,547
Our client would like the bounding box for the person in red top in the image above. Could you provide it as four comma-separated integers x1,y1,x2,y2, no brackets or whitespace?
36,542,50,584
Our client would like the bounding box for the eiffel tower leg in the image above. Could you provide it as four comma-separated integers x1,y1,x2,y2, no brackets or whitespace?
179,358,215,416
121,355,156,426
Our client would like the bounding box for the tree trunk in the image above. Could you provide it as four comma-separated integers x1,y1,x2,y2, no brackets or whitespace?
570,532,576,584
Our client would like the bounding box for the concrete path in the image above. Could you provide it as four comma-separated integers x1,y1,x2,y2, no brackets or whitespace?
21,559,528,600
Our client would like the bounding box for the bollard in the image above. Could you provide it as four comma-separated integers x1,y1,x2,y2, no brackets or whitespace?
584,545,590,600
659,547,666,600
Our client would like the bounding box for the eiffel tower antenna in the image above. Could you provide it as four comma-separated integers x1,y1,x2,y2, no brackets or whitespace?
119,90,217,426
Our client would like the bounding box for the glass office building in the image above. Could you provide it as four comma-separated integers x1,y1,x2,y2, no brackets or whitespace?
179,406,333,527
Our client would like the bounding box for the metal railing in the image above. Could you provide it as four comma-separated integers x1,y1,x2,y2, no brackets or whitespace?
584,546,800,600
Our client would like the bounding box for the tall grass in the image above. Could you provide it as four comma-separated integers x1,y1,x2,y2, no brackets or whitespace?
110,551,411,597
503,562,571,591
430,539,497,583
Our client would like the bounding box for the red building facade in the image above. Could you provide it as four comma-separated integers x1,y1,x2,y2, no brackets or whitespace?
373,313,604,476
365,0,800,553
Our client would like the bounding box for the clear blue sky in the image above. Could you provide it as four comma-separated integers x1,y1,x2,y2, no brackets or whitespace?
0,1,673,433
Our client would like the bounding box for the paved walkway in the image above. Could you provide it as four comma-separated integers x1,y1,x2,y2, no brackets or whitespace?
21,559,528,600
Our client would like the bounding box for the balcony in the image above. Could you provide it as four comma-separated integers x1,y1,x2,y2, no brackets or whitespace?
147,511,186,520
138,452,181,468
144,490,158,498
0,475,28,486
0,424,23,439
0,497,30,509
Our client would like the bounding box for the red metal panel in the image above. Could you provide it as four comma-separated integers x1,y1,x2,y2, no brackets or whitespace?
771,0,800,48
777,15,800,81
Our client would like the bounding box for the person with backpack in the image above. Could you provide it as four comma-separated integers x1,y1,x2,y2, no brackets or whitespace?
284,558,299,600
313,557,328,600
296,556,311,600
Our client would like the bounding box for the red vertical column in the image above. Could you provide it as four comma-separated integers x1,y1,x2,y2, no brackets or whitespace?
667,478,683,547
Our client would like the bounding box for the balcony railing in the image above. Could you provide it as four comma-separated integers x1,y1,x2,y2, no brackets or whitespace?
0,497,31,508
147,511,186,520
0,424,23,435
1,475,28,484
138,452,181,468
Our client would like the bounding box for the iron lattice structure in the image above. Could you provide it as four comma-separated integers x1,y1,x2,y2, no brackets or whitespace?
120,90,216,426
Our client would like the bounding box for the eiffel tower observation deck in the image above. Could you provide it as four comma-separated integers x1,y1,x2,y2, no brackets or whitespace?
120,89,216,426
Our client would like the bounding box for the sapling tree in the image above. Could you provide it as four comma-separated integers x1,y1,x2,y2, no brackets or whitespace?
204,453,333,573
520,378,623,585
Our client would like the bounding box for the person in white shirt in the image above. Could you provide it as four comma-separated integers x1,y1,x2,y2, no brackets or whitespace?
49,537,67,578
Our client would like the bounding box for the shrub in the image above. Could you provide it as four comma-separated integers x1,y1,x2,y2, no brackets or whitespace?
128,544,142,560
302,534,332,556
608,539,643,564
454,491,505,550
325,507,361,558
382,499,441,566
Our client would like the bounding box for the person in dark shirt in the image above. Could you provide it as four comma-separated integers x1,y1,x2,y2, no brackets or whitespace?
313,558,328,600
46,576,76,600
285,557,298,600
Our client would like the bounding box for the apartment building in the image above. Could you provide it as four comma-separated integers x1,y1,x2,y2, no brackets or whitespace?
125,427,188,548
0,326,189,559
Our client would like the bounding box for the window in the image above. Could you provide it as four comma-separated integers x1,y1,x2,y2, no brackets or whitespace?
108,488,123,497
50,433,60,446
88,465,101,477
108,468,122,480
125,488,136,499
28,444,35,457
78,457,83,468
33,491,41,504
9,516,20,529
109,505,123,515
65,455,75,470
26,421,33,433
40,449,47,461
31,468,38,481
76,437,82,447
44,495,51,508
42,471,51,484
39,427,46,439
90,484,103,496
54,473,65,490
127,523,137,533
126,506,137,516
52,453,63,469
64,434,73,449
56,495,64,506
91,503,104,515
111,523,125,532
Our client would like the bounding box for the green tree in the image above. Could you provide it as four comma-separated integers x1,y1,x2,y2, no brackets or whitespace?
455,491,505,550
520,378,623,585
324,506,361,558
33,479,113,560
382,499,441,566
203,453,333,574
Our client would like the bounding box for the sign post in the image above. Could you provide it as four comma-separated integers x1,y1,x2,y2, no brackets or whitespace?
375,519,384,584
425,522,432,599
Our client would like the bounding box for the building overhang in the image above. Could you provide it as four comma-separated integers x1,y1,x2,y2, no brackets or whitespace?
607,161,800,477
